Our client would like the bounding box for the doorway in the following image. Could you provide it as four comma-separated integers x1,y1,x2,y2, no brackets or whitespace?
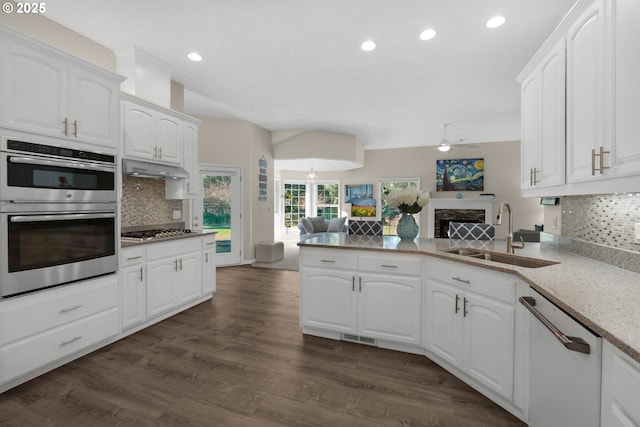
196,166,242,266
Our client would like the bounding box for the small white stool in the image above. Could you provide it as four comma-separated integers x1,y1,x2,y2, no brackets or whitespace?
255,241,284,263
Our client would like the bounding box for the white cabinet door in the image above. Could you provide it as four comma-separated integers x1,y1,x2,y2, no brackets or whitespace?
122,101,156,160
358,273,421,345
156,112,182,165
0,39,67,138
520,73,539,191
300,267,357,334
609,0,640,178
68,66,119,148
424,280,463,366
166,121,199,199
175,251,202,305
601,340,640,427
146,259,176,317
566,0,606,183
202,248,216,294
463,291,515,400
536,38,566,188
120,263,146,331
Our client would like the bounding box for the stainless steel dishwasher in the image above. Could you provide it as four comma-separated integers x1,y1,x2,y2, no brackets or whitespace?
520,288,602,427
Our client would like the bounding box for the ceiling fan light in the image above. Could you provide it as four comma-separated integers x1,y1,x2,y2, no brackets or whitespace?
438,144,451,152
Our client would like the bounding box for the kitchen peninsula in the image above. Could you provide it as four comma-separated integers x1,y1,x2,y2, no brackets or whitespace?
298,233,640,422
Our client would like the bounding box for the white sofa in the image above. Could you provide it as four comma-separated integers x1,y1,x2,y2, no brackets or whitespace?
298,216,348,241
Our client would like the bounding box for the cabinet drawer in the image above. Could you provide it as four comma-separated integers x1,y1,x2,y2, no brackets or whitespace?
300,248,358,270
202,235,216,250
0,308,118,384
427,258,515,303
121,246,146,267
359,253,422,276
0,274,118,345
146,238,201,261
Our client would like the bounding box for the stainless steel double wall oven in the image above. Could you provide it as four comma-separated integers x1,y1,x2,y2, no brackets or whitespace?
0,136,118,298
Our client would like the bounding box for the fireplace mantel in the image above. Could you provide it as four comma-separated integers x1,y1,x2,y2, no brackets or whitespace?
427,199,494,238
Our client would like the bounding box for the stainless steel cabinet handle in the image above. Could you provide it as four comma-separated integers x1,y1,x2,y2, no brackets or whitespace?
519,296,591,354
352,276,355,292
59,304,81,314
139,267,144,282
359,276,362,292
320,259,335,263
205,253,209,263
452,277,471,285
380,264,398,268
158,147,163,159
179,258,183,270
63,117,68,136
59,336,82,347
463,298,469,317
72,119,78,137
153,147,158,158
455,294,460,314
592,146,610,175
174,259,179,271
127,255,143,261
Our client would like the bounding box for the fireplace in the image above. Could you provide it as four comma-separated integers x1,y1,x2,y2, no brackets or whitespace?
427,199,493,238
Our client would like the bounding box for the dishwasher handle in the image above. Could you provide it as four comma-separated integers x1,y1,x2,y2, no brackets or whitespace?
519,296,591,355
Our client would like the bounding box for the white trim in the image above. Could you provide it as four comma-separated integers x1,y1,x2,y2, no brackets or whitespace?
427,199,494,238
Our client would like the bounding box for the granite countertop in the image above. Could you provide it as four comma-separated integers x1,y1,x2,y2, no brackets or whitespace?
298,233,640,364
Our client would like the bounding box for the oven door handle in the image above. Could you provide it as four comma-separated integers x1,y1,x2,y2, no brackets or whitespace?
10,212,116,222
9,156,115,173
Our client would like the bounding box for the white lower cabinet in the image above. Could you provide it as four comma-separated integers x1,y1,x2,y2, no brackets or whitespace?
145,239,202,318
299,248,422,348
202,236,217,295
0,274,119,386
120,247,146,330
424,258,516,401
601,340,640,426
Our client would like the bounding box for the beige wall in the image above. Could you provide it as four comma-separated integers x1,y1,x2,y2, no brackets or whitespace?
279,141,543,240
197,116,274,261
0,4,115,71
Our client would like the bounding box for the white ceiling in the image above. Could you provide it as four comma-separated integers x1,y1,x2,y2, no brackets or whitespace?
44,0,576,150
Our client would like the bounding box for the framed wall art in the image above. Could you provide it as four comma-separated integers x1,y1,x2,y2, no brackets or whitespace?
436,158,484,192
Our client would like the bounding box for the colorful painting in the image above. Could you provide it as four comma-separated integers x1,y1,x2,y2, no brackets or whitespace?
345,184,376,217
436,158,484,192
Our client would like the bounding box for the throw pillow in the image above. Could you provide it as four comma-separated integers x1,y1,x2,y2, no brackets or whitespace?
299,217,314,234
327,216,347,232
309,216,327,232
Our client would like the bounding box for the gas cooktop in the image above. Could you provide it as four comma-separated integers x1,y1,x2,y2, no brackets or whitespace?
121,228,192,242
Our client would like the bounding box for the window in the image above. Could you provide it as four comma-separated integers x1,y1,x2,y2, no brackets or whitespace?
283,183,306,228
379,178,420,236
315,183,340,220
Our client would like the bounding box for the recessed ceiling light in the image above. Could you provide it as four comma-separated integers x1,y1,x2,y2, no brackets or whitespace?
419,29,437,41
486,16,506,29
361,40,376,51
187,52,203,62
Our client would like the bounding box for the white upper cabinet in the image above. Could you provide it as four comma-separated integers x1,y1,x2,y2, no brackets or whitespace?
0,28,121,149
520,38,566,192
566,0,605,184
608,0,640,178
519,0,640,196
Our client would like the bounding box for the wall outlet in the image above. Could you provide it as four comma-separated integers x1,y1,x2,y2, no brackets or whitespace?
635,223,640,242
173,210,182,220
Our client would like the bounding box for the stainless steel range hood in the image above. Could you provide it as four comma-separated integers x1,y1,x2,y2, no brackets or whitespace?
123,159,189,179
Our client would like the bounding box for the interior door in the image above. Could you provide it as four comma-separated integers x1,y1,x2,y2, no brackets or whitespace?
195,167,242,266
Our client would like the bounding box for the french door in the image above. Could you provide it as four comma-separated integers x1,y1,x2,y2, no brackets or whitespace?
195,166,242,266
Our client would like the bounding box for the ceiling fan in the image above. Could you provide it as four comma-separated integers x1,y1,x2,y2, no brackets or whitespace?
435,123,478,152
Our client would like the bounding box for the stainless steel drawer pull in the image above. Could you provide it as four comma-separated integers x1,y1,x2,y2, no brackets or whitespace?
72,119,78,137
451,277,471,285
205,241,215,246
352,276,355,292
59,336,82,347
463,297,469,317
127,256,143,261
519,296,590,354
380,264,398,268
139,267,144,281
320,259,335,263
455,294,460,314
59,305,82,314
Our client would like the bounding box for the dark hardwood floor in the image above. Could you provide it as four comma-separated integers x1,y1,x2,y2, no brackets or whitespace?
0,265,526,426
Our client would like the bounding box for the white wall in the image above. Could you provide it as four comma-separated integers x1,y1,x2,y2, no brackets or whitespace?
278,141,543,240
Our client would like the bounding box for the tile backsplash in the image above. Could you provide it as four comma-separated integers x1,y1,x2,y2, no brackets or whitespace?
121,177,183,227
561,193,640,252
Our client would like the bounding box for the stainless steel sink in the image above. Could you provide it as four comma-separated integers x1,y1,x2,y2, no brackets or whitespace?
444,248,559,268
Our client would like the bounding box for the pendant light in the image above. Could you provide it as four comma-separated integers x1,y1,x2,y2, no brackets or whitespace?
306,168,318,183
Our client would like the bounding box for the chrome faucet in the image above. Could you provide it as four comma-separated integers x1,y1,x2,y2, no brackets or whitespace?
495,202,525,254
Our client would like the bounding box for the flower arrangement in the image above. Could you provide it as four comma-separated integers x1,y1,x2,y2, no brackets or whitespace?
386,188,430,214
